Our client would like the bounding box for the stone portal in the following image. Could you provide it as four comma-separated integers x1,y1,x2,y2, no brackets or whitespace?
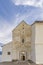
20,52,27,61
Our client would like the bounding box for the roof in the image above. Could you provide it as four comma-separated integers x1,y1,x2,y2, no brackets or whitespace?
31,21,43,25
2,41,12,47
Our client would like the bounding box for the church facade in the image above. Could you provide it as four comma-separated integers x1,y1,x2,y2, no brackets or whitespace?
2,21,43,65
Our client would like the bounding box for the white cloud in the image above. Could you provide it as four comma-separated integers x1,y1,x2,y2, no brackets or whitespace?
12,0,43,8
0,18,13,44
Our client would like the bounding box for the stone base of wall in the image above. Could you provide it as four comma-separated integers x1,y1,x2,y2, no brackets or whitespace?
27,60,36,65
28,60,43,65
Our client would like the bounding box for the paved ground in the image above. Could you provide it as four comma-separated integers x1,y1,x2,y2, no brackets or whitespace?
0,61,36,65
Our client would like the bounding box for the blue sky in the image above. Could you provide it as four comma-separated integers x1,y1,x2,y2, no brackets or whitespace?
0,0,43,49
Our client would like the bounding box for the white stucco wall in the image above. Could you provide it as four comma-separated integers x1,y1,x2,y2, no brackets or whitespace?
35,24,43,44
35,23,43,64
31,23,43,64
35,44,43,64
2,42,12,62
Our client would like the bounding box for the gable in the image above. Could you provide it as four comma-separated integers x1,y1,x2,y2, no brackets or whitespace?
12,20,32,41
12,20,31,32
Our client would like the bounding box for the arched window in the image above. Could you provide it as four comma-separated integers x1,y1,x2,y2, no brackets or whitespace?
22,39,24,43
7,52,11,55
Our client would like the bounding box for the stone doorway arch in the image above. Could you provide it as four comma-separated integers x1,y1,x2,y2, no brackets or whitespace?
20,51,27,61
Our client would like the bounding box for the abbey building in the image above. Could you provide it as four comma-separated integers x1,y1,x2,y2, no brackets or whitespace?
2,20,43,65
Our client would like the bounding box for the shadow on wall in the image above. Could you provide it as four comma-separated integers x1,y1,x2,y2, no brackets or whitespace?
31,25,36,63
